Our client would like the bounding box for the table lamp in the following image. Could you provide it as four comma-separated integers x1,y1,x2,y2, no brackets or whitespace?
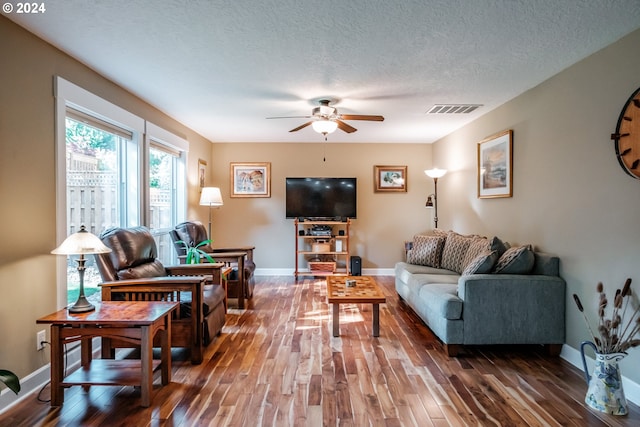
51,225,112,313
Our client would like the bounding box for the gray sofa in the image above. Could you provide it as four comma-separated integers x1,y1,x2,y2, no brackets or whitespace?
395,230,565,356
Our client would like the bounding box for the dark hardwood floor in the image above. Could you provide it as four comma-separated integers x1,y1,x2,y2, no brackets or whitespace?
2,276,639,426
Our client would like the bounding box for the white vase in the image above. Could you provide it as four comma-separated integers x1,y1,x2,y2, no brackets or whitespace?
581,341,628,416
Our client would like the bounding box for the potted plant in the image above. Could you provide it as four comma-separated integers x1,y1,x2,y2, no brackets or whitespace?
175,239,216,264
0,369,20,394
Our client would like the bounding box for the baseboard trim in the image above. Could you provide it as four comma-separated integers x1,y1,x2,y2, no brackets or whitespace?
0,339,100,415
561,344,639,406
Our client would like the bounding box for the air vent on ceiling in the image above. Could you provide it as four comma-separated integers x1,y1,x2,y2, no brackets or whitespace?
427,104,483,114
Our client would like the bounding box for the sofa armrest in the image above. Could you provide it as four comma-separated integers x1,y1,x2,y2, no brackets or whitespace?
457,274,566,345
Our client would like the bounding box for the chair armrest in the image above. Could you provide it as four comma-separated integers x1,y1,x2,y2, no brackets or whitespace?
100,276,206,288
166,263,225,285
213,246,255,262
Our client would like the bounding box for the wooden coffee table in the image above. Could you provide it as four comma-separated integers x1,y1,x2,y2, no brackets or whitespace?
37,301,178,407
326,275,386,337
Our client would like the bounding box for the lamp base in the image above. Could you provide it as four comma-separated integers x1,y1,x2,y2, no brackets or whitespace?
68,296,95,313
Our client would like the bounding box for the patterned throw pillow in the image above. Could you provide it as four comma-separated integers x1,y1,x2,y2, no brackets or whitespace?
406,234,445,267
462,251,498,275
462,237,490,271
441,231,474,273
492,245,535,274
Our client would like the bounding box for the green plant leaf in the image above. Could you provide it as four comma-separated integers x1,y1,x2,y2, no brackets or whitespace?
0,369,20,394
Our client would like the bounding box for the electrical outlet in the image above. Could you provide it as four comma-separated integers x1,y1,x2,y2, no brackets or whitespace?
37,330,46,351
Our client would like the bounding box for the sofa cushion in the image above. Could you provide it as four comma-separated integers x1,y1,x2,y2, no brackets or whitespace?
462,250,498,275
441,232,474,273
407,234,445,267
493,245,534,274
417,283,463,320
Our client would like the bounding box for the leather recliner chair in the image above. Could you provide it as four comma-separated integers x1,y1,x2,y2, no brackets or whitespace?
95,226,227,364
170,221,256,305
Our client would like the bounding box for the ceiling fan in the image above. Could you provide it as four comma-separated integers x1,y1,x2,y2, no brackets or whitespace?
267,99,384,137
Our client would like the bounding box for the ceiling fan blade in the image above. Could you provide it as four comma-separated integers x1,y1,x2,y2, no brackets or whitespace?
336,120,357,133
339,114,384,121
266,115,312,119
289,121,313,132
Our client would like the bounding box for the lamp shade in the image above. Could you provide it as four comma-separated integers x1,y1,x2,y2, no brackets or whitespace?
424,168,447,179
51,225,111,255
199,187,224,207
312,119,338,134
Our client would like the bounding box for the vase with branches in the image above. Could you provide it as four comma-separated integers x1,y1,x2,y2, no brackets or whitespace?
573,278,640,415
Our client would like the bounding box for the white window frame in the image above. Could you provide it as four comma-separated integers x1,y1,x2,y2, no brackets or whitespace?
145,122,188,265
54,77,193,309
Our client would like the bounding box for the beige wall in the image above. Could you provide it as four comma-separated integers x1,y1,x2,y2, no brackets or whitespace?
206,142,433,270
4,11,640,398
432,28,640,384
0,17,213,383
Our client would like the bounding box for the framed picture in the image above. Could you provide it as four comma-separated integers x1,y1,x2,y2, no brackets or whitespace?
374,165,407,193
478,130,513,198
198,159,207,188
230,162,271,198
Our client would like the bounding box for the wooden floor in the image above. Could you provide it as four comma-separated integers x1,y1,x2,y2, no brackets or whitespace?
2,276,639,426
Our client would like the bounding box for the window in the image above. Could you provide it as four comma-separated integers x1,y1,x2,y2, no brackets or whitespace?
55,77,188,308
64,112,139,304
148,139,186,266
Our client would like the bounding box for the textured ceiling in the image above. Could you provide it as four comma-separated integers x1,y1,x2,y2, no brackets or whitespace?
7,0,640,143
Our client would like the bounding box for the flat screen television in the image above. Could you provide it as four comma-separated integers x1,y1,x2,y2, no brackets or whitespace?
285,177,357,219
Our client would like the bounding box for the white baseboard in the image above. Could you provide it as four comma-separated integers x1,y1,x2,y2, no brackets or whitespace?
0,340,99,415
561,344,640,406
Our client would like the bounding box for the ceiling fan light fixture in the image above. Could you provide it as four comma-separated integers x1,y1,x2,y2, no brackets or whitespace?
312,119,338,135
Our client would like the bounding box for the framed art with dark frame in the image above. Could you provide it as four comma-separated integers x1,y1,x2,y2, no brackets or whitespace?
230,162,271,198
477,129,513,198
198,159,207,188
374,165,407,193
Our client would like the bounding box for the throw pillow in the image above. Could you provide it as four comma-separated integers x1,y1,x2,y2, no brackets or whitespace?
406,234,445,267
461,250,498,275
492,245,535,274
489,236,509,257
441,231,474,273
462,237,490,270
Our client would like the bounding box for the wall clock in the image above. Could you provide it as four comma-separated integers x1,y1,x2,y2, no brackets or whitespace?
611,86,640,179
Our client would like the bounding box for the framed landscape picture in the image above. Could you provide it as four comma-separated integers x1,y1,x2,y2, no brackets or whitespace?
478,130,513,198
374,165,407,192
230,162,271,198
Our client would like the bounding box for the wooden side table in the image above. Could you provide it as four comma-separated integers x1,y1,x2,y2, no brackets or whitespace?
326,275,386,337
208,251,248,309
37,301,178,407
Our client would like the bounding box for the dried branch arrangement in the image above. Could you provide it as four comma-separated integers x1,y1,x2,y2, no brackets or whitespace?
573,278,640,354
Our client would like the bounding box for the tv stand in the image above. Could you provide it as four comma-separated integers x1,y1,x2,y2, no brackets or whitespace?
294,218,350,279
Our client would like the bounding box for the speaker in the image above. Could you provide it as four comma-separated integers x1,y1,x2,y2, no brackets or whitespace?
338,230,345,236
350,256,362,276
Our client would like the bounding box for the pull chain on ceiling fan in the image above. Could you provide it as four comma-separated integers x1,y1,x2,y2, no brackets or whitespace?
267,99,384,140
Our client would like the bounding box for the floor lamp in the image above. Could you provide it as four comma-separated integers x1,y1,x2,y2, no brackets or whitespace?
424,168,447,228
51,225,112,313
199,187,224,239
